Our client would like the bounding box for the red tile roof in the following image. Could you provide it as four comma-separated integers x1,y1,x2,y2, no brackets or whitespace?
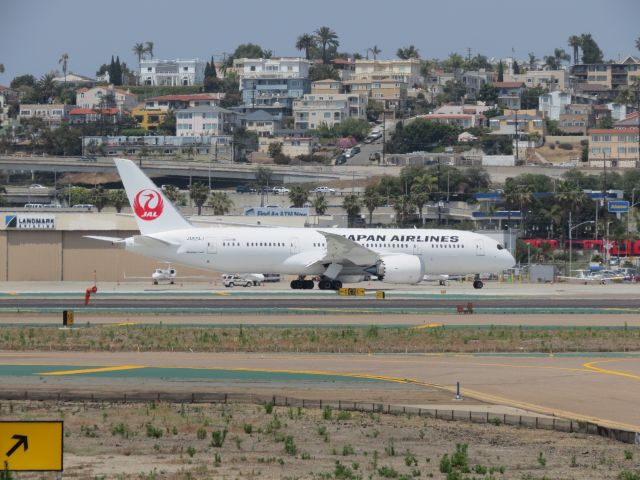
590,128,639,134
69,108,95,115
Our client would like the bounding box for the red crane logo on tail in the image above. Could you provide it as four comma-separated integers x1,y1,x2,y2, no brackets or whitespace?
133,189,164,221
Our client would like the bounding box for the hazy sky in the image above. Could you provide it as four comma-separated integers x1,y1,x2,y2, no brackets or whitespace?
1,0,639,82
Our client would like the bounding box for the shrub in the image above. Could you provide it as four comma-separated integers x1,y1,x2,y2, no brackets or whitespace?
264,402,274,414
284,435,297,455
186,445,196,457
336,411,352,421
243,423,253,434
323,405,333,420
537,451,547,467
342,444,355,456
196,428,206,440
558,143,574,150
211,429,227,448
378,465,399,478
145,423,163,439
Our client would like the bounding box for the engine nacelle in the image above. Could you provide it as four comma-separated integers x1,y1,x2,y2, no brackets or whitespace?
373,254,424,284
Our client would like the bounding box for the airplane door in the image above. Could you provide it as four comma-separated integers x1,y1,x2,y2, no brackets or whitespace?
475,239,485,256
206,238,217,254
290,237,300,254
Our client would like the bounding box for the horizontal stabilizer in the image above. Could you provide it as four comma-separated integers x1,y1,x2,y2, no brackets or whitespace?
84,235,126,244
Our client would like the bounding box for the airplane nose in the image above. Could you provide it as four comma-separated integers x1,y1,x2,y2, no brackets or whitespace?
504,250,516,268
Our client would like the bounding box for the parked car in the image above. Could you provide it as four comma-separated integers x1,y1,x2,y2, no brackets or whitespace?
236,185,256,193
334,154,347,165
72,204,95,210
29,184,45,189
312,186,336,194
222,274,253,288
272,186,290,194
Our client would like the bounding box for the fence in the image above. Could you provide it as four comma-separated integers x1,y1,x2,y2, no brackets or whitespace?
1,389,637,445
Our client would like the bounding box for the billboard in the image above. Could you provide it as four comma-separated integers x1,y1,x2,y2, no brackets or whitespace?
5,214,56,229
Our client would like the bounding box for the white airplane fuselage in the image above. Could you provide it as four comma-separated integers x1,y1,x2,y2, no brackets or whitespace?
125,227,513,280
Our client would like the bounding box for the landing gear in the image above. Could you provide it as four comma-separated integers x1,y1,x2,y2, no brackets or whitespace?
318,278,342,290
290,278,315,290
473,274,484,289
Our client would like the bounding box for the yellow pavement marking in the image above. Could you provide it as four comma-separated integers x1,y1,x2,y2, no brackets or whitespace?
210,292,231,296
288,308,377,313
413,323,444,329
37,365,145,376
583,359,640,380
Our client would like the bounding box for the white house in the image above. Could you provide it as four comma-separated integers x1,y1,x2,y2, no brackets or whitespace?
175,105,235,137
139,59,205,86
539,91,572,121
293,93,367,130
76,86,138,112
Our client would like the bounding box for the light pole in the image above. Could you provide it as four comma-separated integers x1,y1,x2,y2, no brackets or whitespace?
568,211,595,277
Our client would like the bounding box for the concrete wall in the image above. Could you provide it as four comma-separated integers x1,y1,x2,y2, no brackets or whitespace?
7,231,62,281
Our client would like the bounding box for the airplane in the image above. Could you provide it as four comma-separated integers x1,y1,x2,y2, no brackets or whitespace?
123,262,207,285
87,158,515,290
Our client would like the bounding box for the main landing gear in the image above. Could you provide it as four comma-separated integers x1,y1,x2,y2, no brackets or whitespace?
289,276,343,290
473,274,484,290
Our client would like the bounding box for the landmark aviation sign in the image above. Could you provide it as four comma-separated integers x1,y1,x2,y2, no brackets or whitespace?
4,214,56,229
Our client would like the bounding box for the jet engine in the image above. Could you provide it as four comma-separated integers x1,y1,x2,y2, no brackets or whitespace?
370,254,424,284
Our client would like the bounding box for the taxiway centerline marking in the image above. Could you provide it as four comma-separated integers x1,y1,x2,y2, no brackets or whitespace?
37,365,146,376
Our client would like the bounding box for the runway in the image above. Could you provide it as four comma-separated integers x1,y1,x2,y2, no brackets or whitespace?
1,351,639,432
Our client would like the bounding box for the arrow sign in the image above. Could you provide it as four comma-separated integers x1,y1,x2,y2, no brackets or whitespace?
6,435,28,457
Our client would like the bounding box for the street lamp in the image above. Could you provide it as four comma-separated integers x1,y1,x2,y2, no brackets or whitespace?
568,211,595,277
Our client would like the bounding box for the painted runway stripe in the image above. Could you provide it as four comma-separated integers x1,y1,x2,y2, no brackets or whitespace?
583,359,640,380
38,365,145,376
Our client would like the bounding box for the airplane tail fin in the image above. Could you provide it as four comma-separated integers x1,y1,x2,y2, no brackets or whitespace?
114,158,192,235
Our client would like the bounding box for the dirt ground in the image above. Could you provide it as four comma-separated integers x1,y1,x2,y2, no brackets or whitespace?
1,400,638,480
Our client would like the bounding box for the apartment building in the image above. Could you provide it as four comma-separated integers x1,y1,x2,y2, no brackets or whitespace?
310,79,344,95
571,57,640,91
503,70,568,91
241,110,282,137
76,86,138,112
332,58,356,81
234,57,311,109
143,93,224,111
370,80,407,110
175,105,234,137
258,135,314,157
588,127,639,167
139,59,205,86
19,104,74,126
82,135,231,157
69,107,120,124
0,86,18,128
489,109,545,137
293,93,367,130
131,107,167,131
494,82,525,109
354,58,423,87
539,91,572,120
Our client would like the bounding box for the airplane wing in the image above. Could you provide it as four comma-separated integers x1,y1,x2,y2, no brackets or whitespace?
316,231,379,266
84,235,127,243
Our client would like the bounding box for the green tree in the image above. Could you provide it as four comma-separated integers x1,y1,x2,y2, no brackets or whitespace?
36,73,56,103
333,118,371,141
497,60,504,82
0,64,4,74
443,53,465,72
162,185,184,205
108,189,128,213
208,191,233,215
580,33,604,63
58,53,69,84
268,142,283,159
189,182,209,215
598,116,613,129
520,86,546,110
314,26,339,64
527,52,538,69
410,174,437,224
544,48,570,70
387,118,460,154
393,195,415,226
568,35,581,65
295,34,317,60
309,64,340,81
362,184,382,225
368,45,381,60
396,45,419,59
636,37,640,52
478,83,498,103
342,194,361,228
255,165,273,188
288,185,308,208
312,194,328,215
366,99,384,122
92,185,108,212
225,43,271,68
132,42,146,72
441,80,466,103
512,60,520,74
145,41,155,59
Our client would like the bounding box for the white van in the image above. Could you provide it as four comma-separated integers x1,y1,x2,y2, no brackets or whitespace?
24,203,45,209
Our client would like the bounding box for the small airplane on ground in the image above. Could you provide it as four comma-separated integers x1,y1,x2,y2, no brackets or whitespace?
124,263,205,285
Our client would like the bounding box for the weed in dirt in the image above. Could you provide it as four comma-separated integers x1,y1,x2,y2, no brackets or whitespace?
537,451,547,467
342,444,355,456
211,429,227,447
145,423,162,439
243,423,253,434
284,435,297,455
323,405,333,420
196,427,206,440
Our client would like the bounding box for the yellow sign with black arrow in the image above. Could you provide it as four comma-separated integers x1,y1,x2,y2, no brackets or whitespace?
0,421,63,471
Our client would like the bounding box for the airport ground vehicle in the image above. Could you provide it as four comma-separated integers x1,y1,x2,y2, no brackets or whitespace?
222,274,253,287
87,159,515,291
312,186,335,194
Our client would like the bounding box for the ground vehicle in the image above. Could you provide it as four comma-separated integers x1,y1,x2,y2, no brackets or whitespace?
24,203,45,208
222,274,253,287
29,184,45,189
236,185,256,193
334,154,347,165
313,186,336,194
88,159,515,291
73,204,95,210
345,146,361,158
273,186,290,194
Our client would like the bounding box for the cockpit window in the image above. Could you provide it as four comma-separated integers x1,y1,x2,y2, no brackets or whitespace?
497,244,504,250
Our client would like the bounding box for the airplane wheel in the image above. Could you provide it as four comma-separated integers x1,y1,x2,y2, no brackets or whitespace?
473,280,484,289
331,280,343,290
290,280,302,289
304,280,314,289
170,280,174,285
318,279,331,290
153,280,158,285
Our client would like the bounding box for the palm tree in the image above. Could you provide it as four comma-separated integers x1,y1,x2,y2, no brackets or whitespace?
58,53,69,84
288,185,308,208
396,45,420,60
393,196,415,226
544,48,570,70
295,34,316,60
37,73,56,103
568,35,581,65
342,194,361,228
312,194,328,215
208,191,233,215
92,185,108,212
189,182,209,216
410,174,437,224
362,185,381,226
636,37,640,52
145,41,155,59
314,26,339,64
0,64,4,74
527,52,538,70
162,184,182,204
133,42,146,80
368,45,381,60
108,189,128,213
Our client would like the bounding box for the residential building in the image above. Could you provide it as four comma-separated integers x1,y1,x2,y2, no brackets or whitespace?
588,127,639,167
331,58,356,81
615,112,640,128
131,107,167,131
422,105,489,129
607,103,628,122
571,57,640,91
69,107,120,124
82,135,232,158
458,70,494,99
310,79,344,95
241,110,282,137
143,93,224,111
175,105,235,137
258,135,314,157
503,70,568,91
493,82,525,109
0,86,18,128
420,114,475,129
234,57,311,109
76,85,138,112
293,93,367,130
539,91,572,120
354,58,423,87
139,58,205,86
489,109,545,138
19,104,74,126
52,72,96,87
369,80,407,110
558,113,589,135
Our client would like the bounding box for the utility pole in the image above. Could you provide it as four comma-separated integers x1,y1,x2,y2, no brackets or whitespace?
514,109,519,163
381,110,386,165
